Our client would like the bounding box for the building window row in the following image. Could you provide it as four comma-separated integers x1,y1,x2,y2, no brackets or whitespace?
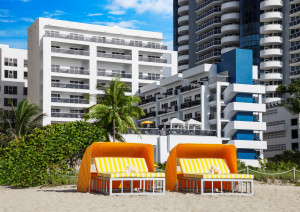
266,120,285,126
263,131,286,139
4,86,17,95
265,144,286,152
4,98,17,107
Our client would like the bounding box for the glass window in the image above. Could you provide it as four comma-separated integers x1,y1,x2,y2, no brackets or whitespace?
291,129,298,139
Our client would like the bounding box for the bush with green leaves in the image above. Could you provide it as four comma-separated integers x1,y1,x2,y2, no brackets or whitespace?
0,121,107,187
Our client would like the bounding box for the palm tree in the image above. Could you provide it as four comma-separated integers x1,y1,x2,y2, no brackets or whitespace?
0,99,46,140
83,78,145,142
276,80,300,137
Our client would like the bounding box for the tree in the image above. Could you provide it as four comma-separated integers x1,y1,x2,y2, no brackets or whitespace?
0,99,46,141
83,78,145,142
276,80,300,137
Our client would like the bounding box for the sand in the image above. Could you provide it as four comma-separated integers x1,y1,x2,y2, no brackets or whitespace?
0,181,299,212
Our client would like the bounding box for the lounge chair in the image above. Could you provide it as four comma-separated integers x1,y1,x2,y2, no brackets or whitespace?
91,157,165,195
177,158,254,195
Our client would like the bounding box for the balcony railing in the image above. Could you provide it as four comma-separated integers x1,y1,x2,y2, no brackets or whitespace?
166,129,216,136
97,52,132,60
158,106,178,115
51,82,90,90
143,111,156,118
51,98,88,104
51,48,90,56
139,75,164,80
290,70,300,77
127,128,160,135
139,57,168,64
208,76,230,84
45,31,167,50
181,100,201,109
51,113,84,118
97,69,132,78
290,57,300,64
140,96,156,105
51,67,90,75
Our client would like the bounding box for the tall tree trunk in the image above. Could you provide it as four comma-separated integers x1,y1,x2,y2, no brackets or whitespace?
113,118,116,142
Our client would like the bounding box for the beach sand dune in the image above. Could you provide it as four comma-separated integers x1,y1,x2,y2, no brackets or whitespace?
0,182,299,212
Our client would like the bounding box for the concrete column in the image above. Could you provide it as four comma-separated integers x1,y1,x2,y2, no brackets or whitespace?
89,44,97,106
131,49,139,94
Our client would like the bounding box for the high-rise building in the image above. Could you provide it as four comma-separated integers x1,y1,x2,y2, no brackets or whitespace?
173,0,297,104
0,44,28,109
27,18,177,126
139,49,266,166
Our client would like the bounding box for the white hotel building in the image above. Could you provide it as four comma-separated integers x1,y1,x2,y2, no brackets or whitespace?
0,44,28,109
27,18,177,125
138,49,267,166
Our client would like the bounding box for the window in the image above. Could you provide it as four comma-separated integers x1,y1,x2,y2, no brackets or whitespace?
51,79,60,83
4,98,17,107
292,143,299,152
184,113,192,120
195,94,201,100
70,81,84,84
51,94,60,98
70,109,84,114
24,72,28,79
291,129,298,139
4,86,17,95
24,60,28,67
263,131,286,139
51,109,60,113
170,101,177,106
267,120,285,126
265,144,286,152
291,118,298,126
4,70,17,79
70,95,84,99
184,96,192,103
161,103,168,109
23,87,27,95
4,58,17,67
161,118,168,123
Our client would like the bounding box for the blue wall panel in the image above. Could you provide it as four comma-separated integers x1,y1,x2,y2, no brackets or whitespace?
232,130,254,140
237,149,255,160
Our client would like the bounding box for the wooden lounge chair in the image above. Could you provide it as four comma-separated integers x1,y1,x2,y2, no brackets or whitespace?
177,158,254,195
90,157,165,196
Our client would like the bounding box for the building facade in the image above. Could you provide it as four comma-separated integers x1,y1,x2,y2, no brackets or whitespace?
139,49,267,166
263,101,299,158
27,18,177,126
0,44,28,109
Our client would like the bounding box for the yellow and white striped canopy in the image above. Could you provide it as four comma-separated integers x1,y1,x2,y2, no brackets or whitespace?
183,173,253,179
98,172,165,178
94,157,149,173
179,158,231,174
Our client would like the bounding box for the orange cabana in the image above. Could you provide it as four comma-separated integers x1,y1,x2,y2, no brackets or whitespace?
77,142,155,192
165,143,237,191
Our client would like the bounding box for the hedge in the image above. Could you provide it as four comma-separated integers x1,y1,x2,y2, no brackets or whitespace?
0,121,107,187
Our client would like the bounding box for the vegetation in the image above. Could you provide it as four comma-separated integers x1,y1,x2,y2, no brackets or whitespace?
0,99,46,147
84,78,145,142
0,121,107,187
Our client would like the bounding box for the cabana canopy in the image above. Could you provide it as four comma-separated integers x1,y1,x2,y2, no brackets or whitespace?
77,142,155,192
185,119,201,129
164,118,185,128
165,143,237,191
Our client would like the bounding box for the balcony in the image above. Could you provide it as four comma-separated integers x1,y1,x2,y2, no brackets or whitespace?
260,48,282,58
196,18,221,34
260,11,283,22
260,73,283,81
178,5,189,16
180,84,202,93
97,52,132,60
51,48,90,56
178,64,189,72
181,100,201,109
260,24,283,34
265,85,278,93
260,0,283,10
97,69,132,78
221,24,239,34
178,0,188,7
260,36,282,46
221,1,239,12
139,57,167,64
142,111,156,119
166,129,216,136
208,75,230,84
221,35,239,45
51,98,88,104
178,54,189,63
221,12,239,24
139,75,164,81
178,15,189,25
260,61,282,70
158,106,178,115
51,67,90,75
178,25,189,36
290,70,300,78
178,35,189,44
45,31,167,50
51,82,89,90
178,45,189,54
127,128,159,135
290,5,300,17
51,113,84,118
196,0,222,14
140,96,156,105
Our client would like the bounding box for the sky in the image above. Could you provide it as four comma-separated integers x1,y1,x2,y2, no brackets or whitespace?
0,0,173,50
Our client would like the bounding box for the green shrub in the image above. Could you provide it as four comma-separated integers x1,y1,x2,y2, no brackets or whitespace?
0,121,106,187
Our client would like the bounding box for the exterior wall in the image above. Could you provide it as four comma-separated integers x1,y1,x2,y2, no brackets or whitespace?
28,18,177,126
122,134,222,163
263,104,299,158
0,44,28,109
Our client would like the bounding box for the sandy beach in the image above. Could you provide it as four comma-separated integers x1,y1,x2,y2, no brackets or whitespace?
0,181,299,212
